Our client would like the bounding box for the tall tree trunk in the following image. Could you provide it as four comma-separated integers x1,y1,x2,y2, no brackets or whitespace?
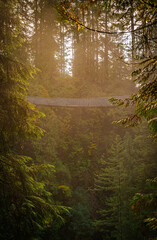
130,1,135,62
34,0,39,66
105,12,109,80
102,11,109,91
39,0,44,59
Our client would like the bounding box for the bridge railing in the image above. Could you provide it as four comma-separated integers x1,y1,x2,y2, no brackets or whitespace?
27,96,129,108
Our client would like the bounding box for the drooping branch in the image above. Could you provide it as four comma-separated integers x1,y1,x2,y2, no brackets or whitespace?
57,5,157,35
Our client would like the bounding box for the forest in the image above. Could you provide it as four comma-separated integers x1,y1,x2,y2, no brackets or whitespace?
0,0,157,239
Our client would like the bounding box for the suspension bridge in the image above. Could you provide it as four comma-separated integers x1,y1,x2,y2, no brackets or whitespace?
27,96,128,108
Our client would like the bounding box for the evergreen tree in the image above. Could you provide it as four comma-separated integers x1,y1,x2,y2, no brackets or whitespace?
94,136,127,239
0,1,66,239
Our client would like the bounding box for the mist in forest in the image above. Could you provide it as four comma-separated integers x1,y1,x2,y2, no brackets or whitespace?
0,1,157,240
30,2,135,98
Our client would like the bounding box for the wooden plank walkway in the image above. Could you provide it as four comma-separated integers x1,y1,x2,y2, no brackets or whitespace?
27,96,128,108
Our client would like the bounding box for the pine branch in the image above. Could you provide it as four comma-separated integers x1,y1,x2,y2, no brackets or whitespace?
57,5,157,35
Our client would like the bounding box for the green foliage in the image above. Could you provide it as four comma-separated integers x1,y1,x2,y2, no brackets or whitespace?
69,187,94,240
0,1,67,239
1,0,156,239
94,135,128,239
132,177,157,234
109,1,157,139
93,132,157,239
0,154,59,239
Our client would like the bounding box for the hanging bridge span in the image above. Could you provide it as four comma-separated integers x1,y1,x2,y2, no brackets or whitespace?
27,96,128,108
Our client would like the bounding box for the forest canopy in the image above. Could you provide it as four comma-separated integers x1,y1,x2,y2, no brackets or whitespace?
0,0,156,239
56,0,157,138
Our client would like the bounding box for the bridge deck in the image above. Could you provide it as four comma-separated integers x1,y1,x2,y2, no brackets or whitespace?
27,96,127,107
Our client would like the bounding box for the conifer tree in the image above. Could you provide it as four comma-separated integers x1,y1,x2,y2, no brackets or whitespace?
0,1,66,239
94,136,127,239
